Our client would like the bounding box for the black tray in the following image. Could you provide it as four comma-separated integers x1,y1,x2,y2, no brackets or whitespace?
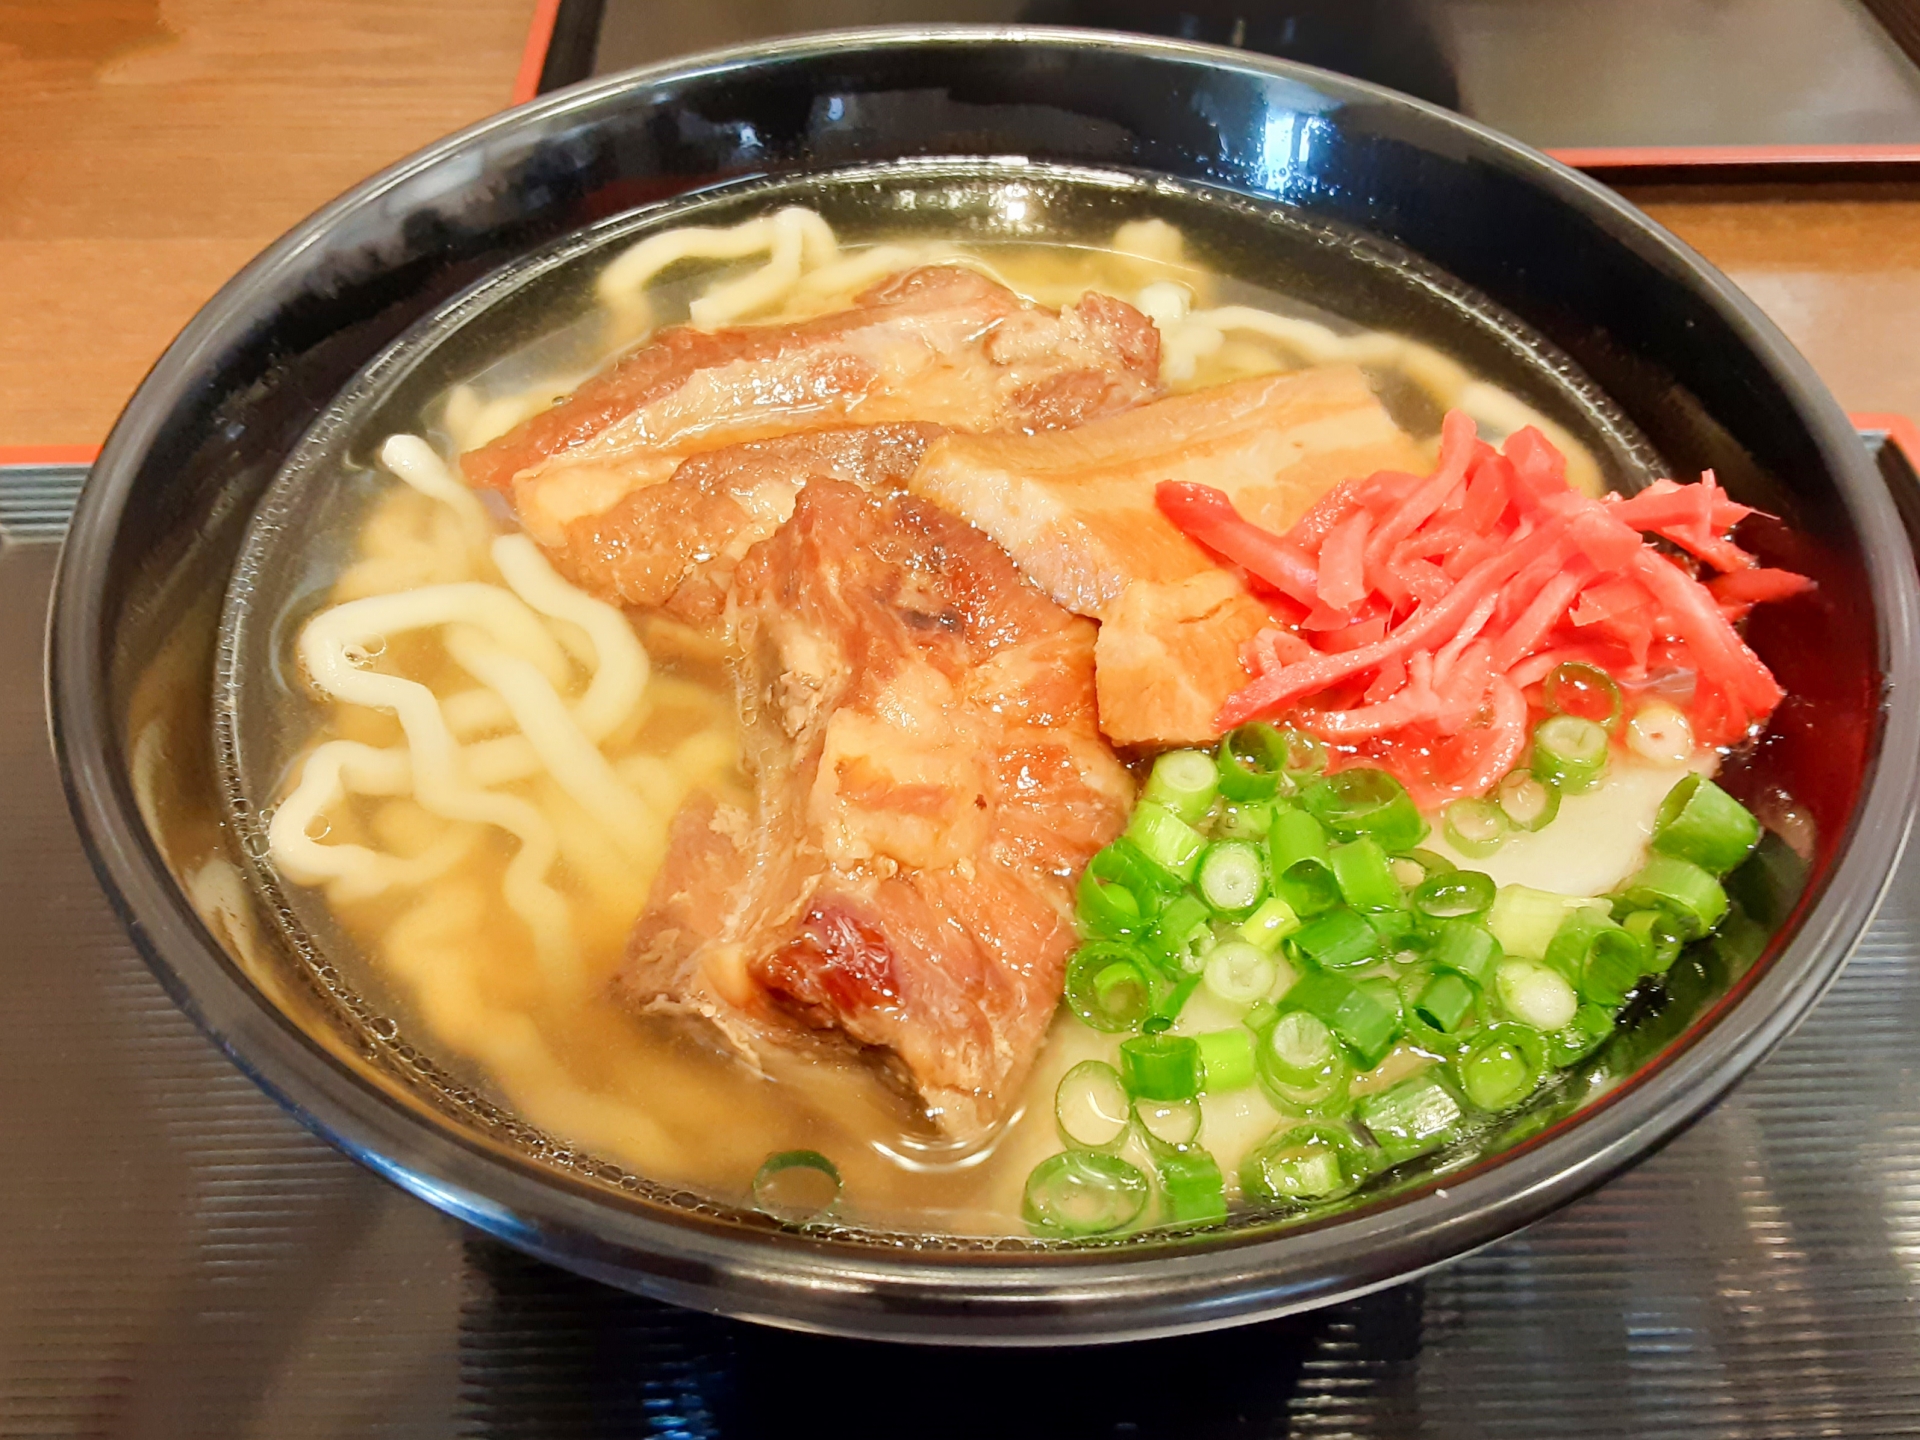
4,432,1918,1438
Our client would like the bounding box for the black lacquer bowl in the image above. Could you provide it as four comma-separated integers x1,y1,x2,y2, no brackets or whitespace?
48,29,1920,1344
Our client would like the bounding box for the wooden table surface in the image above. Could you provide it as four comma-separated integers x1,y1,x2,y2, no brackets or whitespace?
2,1,1916,450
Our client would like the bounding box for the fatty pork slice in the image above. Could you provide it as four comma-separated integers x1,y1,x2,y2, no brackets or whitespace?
463,265,1161,615
909,365,1430,747
619,479,1133,1144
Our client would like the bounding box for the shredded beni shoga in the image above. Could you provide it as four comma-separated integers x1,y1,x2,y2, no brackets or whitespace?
1156,411,1813,809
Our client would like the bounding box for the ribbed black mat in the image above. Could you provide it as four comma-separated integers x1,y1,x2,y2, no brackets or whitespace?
5,438,1918,1439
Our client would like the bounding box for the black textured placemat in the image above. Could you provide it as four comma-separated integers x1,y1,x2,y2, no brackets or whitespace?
5,439,1918,1439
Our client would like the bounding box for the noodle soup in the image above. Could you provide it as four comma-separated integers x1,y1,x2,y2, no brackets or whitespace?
235,171,1796,1237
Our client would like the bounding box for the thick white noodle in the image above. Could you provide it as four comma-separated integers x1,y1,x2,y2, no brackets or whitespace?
267,433,658,996
596,206,839,331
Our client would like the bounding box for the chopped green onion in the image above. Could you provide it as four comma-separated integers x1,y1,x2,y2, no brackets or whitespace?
1488,884,1603,959
1455,1024,1547,1110
1626,700,1695,764
751,1149,842,1221
1202,940,1279,1006
1215,799,1276,840
1413,970,1477,1033
1244,998,1280,1033
1133,1095,1204,1153
1119,1032,1203,1101
1268,1008,1335,1072
1125,801,1207,882
1431,918,1502,985
1286,969,1402,1068
1390,856,1428,888
1329,836,1404,912
1545,1003,1616,1066
1619,852,1729,938
1217,724,1294,801
1238,894,1302,952
1494,958,1579,1031
1404,847,1458,878
1652,774,1761,876
1544,908,1647,1008
1495,769,1561,832
1241,1123,1366,1204
1150,972,1202,1025
1142,748,1219,823
1268,809,1339,917
1531,713,1610,793
1196,1027,1257,1092
1622,908,1685,975
1023,1151,1149,1237
1280,729,1328,783
1076,867,1147,938
1414,868,1496,919
1355,1072,1464,1166
1054,1060,1131,1149
1368,907,1422,950
1197,839,1268,914
1302,768,1429,853
1544,661,1624,731
1291,907,1381,971
1158,1148,1228,1224
1064,943,1157,1032
1443,797,1509,857
1140,892,1213,974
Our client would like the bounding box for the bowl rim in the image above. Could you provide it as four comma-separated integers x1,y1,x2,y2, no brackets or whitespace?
47,24,1920,1345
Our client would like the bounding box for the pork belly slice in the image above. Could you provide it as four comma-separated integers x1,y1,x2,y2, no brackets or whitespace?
463,265,1161,579
620,479,1133,1143
554,422,944,623
909,365,1430,746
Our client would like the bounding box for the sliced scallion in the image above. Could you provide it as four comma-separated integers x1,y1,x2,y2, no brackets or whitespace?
1140,892,1213,975
1241,1123,1366,1204
1443,797,1509,858
1495,769,1561,832
1064,943,1156,1033
1281,729,1328,783
1119,1032,1203,1101
1238,894,1302,952
1269,808,1339,917
1652,774,1761,876
1141,748,1220,823
1488,884,1602,960
1330,836,1405,912
1494,958,1579,1031
1203,940,1279,1007
1545,1003,1617,1066
1619,852,1729,938
1197,839,1268,914
1544,908,1647,1008
1531,713,1610,794
1023,1151,1149,1237
1054,1060,1131,1150
1431,918,1502,985
751,1150,842,1222
1413,970,1478,1033
1257,1010,1353,1112
1217,723,1293,802
1622,908,1685,975
1454,1024,1547,1110
1302,768,1429,853
1125,801,1207,882
1158,1148,1228,1224
1196,1027,1257,1093
1414,869,1496,920
1134,1094,1204,1154
1076,867,1146,939
1215,799,1276,840
1286,969,1402,1068
1291,907,1381,971
1355,1072,1465,1166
